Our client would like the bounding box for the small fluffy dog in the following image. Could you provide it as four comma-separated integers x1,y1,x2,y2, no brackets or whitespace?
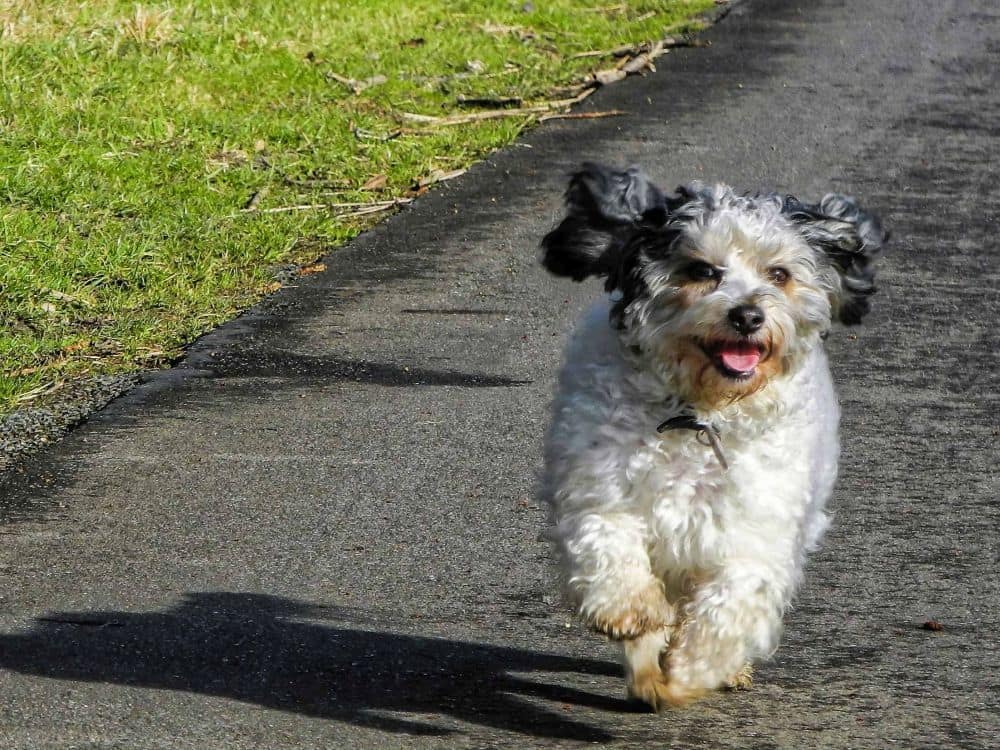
540,163,885,709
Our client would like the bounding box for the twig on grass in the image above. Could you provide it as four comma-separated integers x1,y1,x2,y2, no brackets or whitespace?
401,88,596,128
580,3,628,13
239,198,413,217
570,43,644,60
325,71,388,94
282,176,351,189
479,22,536,41
243,187,268,211
576,38,670,87
538,110,625,122
620,39,666,74
570,36,709,60
353,126,403,142
410,168,467,191
401,108,550,126
14,379,65,404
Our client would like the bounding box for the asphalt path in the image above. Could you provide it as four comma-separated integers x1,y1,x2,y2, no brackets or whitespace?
1,0,997,747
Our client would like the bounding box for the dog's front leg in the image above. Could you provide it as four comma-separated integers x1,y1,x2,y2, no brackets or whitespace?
660,564,790,705
555,513,674,640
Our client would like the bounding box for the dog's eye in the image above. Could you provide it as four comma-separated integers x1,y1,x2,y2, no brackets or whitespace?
683,261,720,282
767,267,791,285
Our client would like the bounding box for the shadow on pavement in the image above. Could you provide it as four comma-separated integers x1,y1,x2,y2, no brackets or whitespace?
0,592,629,741
203,353,533,387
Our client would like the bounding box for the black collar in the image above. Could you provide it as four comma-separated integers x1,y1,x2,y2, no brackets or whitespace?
656,412,729,470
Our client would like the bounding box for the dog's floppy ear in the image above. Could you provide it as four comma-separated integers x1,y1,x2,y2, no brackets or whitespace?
541,163,668,282
784,194,888,325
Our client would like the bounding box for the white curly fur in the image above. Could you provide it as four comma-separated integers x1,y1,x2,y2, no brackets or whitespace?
541,183,860,709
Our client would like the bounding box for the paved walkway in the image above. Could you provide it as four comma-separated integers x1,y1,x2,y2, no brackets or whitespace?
1,0,997,747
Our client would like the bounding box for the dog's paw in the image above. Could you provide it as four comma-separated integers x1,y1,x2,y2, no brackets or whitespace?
724,663,754,691
628,671,706,711
623,629,704,711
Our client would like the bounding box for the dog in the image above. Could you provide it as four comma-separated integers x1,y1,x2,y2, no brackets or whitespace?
539,163,885,710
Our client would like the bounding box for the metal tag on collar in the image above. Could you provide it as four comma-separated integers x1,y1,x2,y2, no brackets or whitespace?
656,413,729,470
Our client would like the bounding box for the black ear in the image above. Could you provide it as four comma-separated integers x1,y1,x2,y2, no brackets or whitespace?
541,163,668,282
783,194,888,325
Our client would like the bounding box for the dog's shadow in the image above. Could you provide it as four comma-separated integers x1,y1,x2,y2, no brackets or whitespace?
0,592,632,740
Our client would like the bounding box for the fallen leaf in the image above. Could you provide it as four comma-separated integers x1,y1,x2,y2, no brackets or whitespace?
299,263,327,276
361,174,388,191
594,68,627,85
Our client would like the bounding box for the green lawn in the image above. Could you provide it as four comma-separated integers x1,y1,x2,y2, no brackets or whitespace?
0,0,714,412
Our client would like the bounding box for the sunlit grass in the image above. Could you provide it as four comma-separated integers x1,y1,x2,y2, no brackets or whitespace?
0,0,714,411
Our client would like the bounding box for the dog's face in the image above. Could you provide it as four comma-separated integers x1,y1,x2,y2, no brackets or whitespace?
542,165,886,408
628,206,833,406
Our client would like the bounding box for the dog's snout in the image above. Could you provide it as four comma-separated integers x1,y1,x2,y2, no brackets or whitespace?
728,304,765,335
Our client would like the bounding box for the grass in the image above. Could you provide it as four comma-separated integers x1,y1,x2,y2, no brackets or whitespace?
0,0,715,413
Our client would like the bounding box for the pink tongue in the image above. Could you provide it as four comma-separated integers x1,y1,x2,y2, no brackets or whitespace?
719,344,761,373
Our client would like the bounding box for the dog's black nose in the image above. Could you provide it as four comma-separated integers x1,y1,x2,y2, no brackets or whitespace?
728,304,765,334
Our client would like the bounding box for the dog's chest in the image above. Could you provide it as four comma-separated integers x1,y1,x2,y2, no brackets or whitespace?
625,428,807,567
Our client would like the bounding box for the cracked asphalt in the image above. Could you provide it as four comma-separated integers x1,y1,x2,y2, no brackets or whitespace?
1,0,997,747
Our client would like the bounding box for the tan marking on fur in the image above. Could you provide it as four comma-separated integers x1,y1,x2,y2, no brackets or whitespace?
584,584,672,641
660,680,708,708
627,662,670,710
778,276,800,296
662,569,709,603
755,349,787,382
624,617,728,710
667,330,795,409
627,636,748,709
628,669,707,710
673,280,715,309
689,348,769,409
724,663,754,691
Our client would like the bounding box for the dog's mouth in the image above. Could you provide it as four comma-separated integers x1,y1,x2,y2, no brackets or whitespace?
699,339,767,380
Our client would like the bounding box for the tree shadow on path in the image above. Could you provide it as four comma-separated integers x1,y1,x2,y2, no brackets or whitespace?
0,592,632,741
